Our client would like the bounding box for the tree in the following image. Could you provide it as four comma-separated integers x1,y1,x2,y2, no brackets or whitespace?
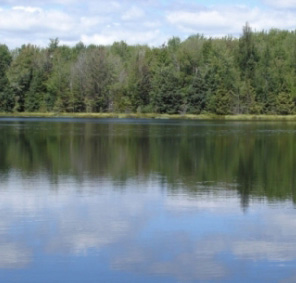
126,47,151,112
214,87,233,115
46,46,73,112
71,47,114,112
239,80,262,114
150,65,183,114
7,45,38,111
0,44,14,112
276,92,294,114
186,69,206,114
238,23,258,81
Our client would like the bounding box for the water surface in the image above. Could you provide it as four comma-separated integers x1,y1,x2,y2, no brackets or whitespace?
0,118,296,282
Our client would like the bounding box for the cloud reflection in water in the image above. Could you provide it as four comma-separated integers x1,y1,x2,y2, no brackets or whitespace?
0,174,296,281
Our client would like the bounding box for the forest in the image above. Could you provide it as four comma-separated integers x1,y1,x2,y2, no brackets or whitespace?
1,24,296,115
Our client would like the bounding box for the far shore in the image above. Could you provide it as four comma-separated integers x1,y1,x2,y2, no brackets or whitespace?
1,112,296,121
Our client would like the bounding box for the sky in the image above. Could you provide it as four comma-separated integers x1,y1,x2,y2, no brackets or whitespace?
1,0,296,48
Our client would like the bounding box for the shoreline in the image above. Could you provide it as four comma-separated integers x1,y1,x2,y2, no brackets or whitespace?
1,112,296,121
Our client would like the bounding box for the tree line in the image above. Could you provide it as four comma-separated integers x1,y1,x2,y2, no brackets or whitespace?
1,24,296,115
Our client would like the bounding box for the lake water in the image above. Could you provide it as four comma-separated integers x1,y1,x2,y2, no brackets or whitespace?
0,118,296,282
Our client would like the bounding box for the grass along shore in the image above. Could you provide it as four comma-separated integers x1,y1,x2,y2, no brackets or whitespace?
1,112,296,121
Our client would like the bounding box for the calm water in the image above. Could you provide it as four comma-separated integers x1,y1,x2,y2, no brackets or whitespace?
0,118,296,282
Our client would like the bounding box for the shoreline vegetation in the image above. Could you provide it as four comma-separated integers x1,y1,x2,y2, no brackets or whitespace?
2,24,296,116
2,112,296,121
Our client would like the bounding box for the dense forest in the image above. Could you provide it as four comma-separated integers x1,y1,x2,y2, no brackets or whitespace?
1,24,296,115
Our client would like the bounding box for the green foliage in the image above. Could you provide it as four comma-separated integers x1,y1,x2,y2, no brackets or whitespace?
239,80,257,114
238,23,258,80
7,45,38,111
276,92,295,114
0,44,14,111
2,26,296,115
214,88,233,115
186,70,206,114
150,65,183,114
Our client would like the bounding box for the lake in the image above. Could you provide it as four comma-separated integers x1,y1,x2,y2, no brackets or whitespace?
0,118,296,282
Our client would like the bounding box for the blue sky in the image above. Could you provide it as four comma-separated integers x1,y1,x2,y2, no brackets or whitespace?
0,0,296,48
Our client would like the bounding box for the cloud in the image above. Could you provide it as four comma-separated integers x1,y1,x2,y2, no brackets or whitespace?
48,220,130,255
81,29,164,46
1,169,296,281
263,0,296,8
80,16,107,29
111,236,228,281
0,6,76,40
121,6,145,21
0,243,31,268
165,189,240,212
81,34,118,46
1,1,296,48
0,2,162,48
233,240,296,262
166,5,296,37
0,172,160,258
12,6,42,13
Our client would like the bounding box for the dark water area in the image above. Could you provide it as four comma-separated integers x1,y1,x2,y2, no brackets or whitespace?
1,118,296,282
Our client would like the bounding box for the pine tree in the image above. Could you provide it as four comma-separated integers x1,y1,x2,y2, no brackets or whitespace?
150,65,183,114
0,44,14,112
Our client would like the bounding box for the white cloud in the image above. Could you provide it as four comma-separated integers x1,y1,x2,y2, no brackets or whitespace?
12,6,42,13
233,241,296,262
81,29,164,46
1,169,296,280
48,219,131,255
80,16,107,29
0,7,75,33
0,243,31,268
166,6,296,37
165,189,240,212
112,250,227,281
111,236,229,281
263,0,296,8
0,172,160,257
143,21,161,28
121,6,145,21
1,1,296,48
81,34,116,46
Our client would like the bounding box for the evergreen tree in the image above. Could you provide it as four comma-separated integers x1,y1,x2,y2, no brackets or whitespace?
186,69,206,114
0,44,14,112
150,65,183,114
214,87,233,115
7,45,38,111
238,23,258,81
